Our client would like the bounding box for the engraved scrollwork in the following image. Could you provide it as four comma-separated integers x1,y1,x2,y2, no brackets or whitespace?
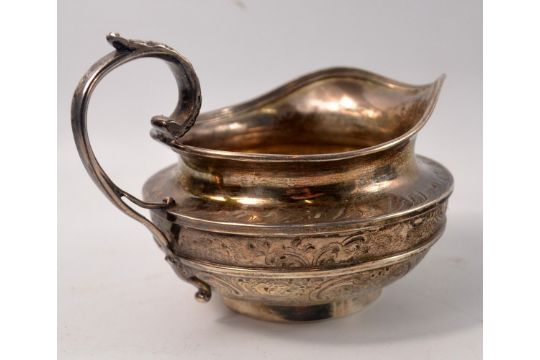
168,250,428,305
175,200,447,269
309,251,426,302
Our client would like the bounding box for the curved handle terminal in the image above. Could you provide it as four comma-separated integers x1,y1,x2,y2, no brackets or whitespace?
71,33,210,302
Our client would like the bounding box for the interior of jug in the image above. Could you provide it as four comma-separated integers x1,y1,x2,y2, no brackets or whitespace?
174,68,444,156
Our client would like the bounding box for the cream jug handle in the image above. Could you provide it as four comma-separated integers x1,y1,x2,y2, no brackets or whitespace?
71,33,211,301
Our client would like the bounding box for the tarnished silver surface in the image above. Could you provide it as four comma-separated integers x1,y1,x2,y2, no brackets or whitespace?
72,34,453,322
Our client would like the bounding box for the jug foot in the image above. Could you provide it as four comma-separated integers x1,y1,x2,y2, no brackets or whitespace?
222,289,381,322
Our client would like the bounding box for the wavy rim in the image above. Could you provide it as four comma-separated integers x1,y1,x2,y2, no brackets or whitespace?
156,67,446,162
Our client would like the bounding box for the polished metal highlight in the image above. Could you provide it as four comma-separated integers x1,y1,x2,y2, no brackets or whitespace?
72,33,453,322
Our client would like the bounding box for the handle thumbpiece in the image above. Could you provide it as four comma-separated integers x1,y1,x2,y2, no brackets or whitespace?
71,33,211,302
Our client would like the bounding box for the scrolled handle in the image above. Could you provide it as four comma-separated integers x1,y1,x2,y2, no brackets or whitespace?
71,33,201,250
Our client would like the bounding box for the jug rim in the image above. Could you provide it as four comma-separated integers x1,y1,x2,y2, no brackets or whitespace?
154,67,445,162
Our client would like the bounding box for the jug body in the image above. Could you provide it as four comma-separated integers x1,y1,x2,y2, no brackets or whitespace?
72,34,452,322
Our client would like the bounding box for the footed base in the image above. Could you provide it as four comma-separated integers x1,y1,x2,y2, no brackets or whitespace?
222,289,382,322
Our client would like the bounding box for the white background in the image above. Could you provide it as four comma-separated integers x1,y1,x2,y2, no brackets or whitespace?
58,1,482,359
